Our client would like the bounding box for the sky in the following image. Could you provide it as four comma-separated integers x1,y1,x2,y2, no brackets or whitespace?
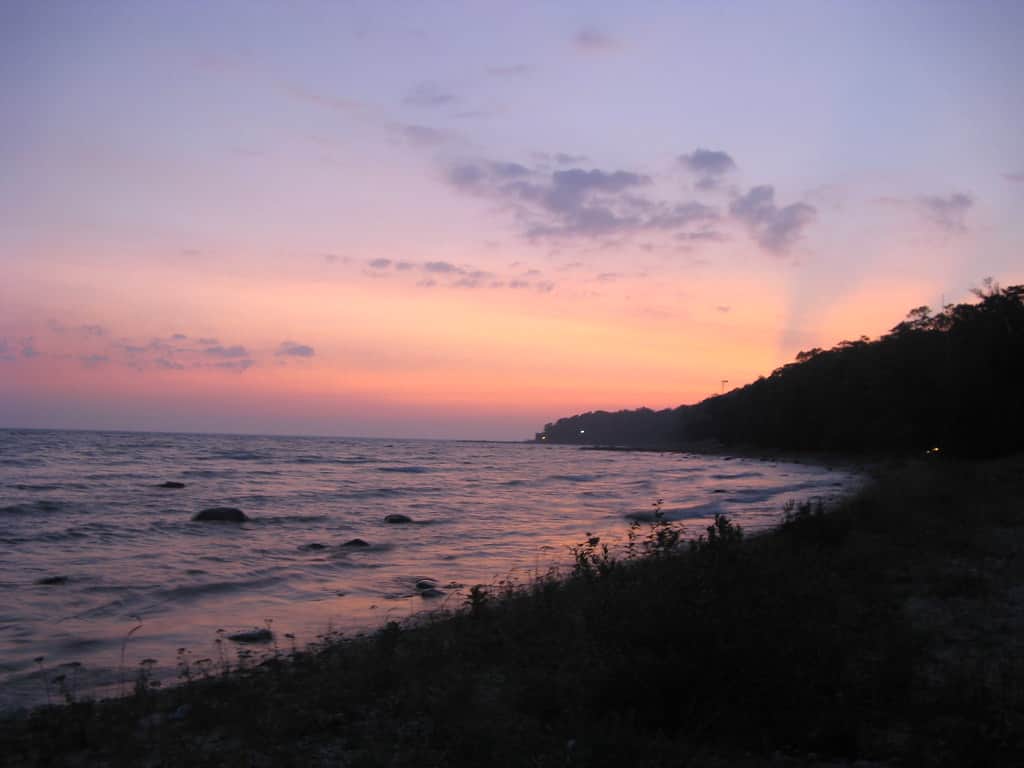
1,0,1022,439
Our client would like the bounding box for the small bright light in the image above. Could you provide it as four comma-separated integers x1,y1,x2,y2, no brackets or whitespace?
579,429,585,434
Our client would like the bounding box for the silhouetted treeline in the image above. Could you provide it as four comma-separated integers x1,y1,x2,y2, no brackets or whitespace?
539,281,1024,457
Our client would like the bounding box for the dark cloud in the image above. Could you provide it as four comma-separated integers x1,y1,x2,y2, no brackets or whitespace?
679,148,737,189
546,169,650,210
575,26,616,51
555,152,587,165
404,82,455,108
676,229,727,243
198,337,219,345
729,186,816,253
171,333,188,341
447,157,719,240
368,258,392,269
487,64,530,77
80,354,109,368
213,359,254,372
918,193,973,232
47,321,107,337
204,344,249,358
155,358,184,370
276,341,315,358
396,123,448,147
423,261,463,274
453,269,494,288
394,261,415,271
492,161,530,178
679,148,736,176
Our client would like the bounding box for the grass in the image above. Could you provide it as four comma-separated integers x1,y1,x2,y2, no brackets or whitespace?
3,456,1024,766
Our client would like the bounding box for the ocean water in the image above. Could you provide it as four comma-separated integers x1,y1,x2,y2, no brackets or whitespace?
0,429,860,711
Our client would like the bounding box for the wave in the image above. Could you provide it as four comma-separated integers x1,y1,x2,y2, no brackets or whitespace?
375,466,430,474
254,514,330,525
1,500,73,515
153,576,281,603
0,458,45,468
546,473,598,483
206,451,272,461
338,488,406,500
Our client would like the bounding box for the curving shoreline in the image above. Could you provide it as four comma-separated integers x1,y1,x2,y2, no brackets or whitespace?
3,454,1022,766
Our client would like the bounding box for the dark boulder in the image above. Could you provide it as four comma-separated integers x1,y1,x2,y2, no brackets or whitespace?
158,481,186,489
415,579,437,591
36,575,69,586
299,542,327,551
419,588,446,599
384,514,413,524
342,538,370,547
192,507,248,523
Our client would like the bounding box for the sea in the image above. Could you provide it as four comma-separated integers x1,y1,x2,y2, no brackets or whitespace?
0,429,861,712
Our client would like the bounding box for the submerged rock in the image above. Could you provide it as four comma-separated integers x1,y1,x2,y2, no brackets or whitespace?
415,579,437,591
227,628,273,643
419,588,446,599
158,481,186,489
299,542,327,551
342,538,370,547
36,575,69,586
384,514,413,524
192,507,248,523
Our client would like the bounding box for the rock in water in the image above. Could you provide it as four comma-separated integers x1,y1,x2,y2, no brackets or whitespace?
384,514,413,524
415,579,437,591
419,588,446,599
299,542,327,551
36,575,69,586
342,538,370,547
227,628,273,643
192,507,248,523
158,481,186,489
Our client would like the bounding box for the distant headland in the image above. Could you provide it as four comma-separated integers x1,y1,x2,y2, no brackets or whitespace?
537,280,1024,459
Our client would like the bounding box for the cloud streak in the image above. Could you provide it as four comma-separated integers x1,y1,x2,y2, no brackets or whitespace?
918,193,973,232
575,26,617,52
404,82,455,108
276,341,315,358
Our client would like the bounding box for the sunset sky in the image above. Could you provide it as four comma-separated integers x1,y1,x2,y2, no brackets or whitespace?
2,1,1022,439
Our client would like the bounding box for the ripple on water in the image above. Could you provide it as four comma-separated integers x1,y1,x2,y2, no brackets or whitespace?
0,431,864,713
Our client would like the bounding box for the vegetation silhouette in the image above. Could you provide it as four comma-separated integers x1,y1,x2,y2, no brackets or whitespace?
540,280,1024,457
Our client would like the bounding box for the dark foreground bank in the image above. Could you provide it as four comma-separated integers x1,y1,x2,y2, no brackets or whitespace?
3,456,1023,767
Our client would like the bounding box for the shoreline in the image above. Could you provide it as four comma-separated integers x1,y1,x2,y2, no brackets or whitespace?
4,454,1022,765
0,440,857,717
